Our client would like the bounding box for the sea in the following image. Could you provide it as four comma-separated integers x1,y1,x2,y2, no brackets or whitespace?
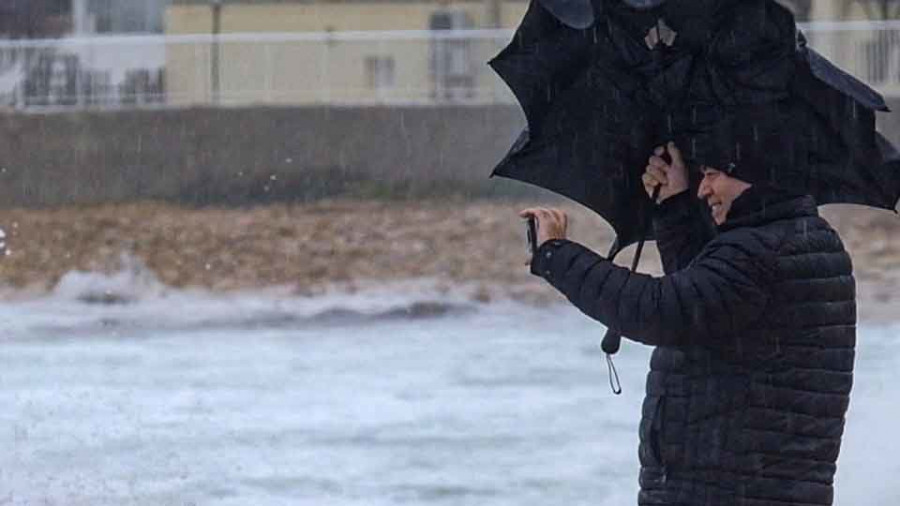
1,270,898,505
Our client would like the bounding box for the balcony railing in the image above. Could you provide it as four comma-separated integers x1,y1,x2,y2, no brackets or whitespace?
1,22,899,112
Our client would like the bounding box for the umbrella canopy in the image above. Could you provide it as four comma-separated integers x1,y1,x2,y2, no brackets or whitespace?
489,0,900,252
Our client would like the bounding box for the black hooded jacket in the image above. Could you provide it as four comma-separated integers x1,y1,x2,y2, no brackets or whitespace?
530,186,856,505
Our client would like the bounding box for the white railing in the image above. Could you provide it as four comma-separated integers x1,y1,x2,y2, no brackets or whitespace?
1,22,900,112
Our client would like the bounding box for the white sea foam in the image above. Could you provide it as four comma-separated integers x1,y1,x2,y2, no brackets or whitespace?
52,252,168,304
3,272,498,342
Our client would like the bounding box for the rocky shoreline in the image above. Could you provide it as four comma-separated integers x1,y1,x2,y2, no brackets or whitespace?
0,198,898,320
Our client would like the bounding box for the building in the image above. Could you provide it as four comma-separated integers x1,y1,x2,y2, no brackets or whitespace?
0,0,73,107
163,0,900,106
166,0,519,34
163,0,528,105
68,0,169,106
79,0,170,35
0,0,72,39
6,0,898,108
0,0,169,39
1,0,169,109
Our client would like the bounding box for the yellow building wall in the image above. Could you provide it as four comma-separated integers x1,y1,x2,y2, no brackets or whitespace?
165,1,528,105
166,2,528,34
164,0,880,35
807,0,873,21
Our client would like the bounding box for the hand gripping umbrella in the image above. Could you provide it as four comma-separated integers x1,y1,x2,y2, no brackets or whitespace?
489,0,900,378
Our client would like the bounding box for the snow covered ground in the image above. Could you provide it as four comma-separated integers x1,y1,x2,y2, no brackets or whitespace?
0,275,898,505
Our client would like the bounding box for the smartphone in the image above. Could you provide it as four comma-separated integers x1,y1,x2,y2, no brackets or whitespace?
526,216,538,256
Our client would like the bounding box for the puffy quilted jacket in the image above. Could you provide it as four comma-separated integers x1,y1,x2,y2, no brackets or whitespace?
531,187,856,505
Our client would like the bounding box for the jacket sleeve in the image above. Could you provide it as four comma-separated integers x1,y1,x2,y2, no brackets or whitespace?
531,234,773,347
653,191,717,274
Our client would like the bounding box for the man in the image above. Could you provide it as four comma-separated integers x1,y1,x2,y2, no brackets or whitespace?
519,141,856,505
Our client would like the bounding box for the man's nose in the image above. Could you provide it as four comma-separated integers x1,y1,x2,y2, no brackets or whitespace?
697,180,709,199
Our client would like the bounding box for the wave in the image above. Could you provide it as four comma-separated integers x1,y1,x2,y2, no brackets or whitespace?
0,268,500,340
303,300,475,325
52,253,168,304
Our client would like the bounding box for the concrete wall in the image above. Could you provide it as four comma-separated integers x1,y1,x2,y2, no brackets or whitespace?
0,101,897,208
0,105,528,208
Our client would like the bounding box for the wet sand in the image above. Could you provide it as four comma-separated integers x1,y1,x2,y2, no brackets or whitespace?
0,198,897,320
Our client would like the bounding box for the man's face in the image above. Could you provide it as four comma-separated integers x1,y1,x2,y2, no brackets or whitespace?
697,166,752,225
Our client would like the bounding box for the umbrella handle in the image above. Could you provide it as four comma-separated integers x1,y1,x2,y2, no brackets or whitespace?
602,328,624,395
601,327,623,355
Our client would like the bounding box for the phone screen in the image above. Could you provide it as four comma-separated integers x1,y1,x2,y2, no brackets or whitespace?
526,216,537,255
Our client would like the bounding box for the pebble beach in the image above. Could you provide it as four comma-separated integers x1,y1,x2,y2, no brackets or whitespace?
0,198,897,319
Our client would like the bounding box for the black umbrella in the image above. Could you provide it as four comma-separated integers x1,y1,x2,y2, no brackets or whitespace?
489,0,900,251
490,0,900,373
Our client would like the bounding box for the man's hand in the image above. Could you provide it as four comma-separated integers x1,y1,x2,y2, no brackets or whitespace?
642,141,689,204
518,207,568,265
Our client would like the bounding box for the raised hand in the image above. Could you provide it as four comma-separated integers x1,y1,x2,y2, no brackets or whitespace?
642,141,689,204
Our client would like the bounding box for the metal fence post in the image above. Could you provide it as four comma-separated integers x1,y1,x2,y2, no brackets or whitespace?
14,46,25,109
211,0,222,104
322,33,331,104
264,42,273,103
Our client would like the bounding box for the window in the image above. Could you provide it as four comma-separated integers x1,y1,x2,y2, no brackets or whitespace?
428,9,475,100
365,56,396,90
